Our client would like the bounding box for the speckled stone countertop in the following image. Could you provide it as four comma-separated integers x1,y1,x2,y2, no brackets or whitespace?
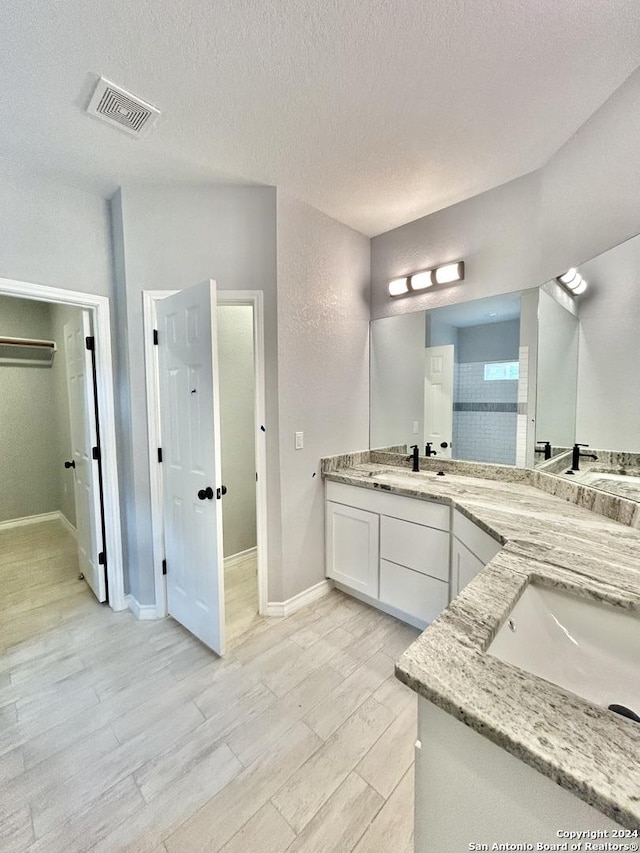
323,460,640,828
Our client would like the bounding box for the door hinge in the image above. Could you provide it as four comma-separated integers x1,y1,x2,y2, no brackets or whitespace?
162,559,167,576
153,329,159,346
98,551,106,565
85,336,95,351
92,445,101,461
157,447,163,463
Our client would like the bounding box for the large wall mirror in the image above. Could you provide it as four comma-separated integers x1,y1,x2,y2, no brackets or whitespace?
370,289,535,467
370,230,640,500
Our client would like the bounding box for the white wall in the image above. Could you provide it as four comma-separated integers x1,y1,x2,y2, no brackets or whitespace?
0,161,113,297
371,67,640,324
276,191,370,600
217,305,257,557
575,233,640,450
111,184,280,604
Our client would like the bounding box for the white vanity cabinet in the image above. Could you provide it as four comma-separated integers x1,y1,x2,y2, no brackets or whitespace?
325,481,451,628
451,509,502,597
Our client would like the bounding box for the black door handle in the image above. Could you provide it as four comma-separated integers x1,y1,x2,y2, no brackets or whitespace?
197,487,214,500
440,442,449,449
64,460,76,469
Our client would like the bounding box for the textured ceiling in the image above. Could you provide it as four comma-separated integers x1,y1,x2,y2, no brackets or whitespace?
1,0,640,236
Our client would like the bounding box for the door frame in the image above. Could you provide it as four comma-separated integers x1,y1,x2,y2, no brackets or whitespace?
143,289,268,619
0,276,126,611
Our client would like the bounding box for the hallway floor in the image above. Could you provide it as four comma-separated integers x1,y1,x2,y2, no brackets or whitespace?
1,519,418,852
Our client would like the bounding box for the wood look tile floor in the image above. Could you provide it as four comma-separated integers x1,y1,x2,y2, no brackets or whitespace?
0,520,418,852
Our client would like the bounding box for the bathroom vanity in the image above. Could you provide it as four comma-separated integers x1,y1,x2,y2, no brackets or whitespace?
323,451,640,844
326,478,501,628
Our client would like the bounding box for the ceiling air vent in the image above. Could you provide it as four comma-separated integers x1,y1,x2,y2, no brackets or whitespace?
86,77,160,137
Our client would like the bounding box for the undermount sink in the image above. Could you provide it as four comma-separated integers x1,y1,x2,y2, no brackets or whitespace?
370,470,434,487
488,583,640,714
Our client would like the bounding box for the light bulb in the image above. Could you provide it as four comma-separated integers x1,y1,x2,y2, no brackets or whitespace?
410,271,433,290
433,262,464,284
388,277,409,296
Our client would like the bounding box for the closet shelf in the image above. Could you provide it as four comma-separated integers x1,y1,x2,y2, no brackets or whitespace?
0,336,57,366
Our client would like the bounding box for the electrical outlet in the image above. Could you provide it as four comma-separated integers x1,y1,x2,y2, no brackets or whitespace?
295,431,304,450
413,421,419,434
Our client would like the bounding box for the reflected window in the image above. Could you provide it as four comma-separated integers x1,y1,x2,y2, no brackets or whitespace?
484,361,519,381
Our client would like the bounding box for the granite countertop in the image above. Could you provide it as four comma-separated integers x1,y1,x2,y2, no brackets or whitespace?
323,460,640,829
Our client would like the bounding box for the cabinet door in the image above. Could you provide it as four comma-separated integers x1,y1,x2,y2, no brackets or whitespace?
326,501,379,598
380,560,449,626
451,538,484,597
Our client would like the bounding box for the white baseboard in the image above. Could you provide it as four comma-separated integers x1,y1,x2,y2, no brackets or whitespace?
57,512,77,539
224,546,257,569
266,579,333,618
125,594,160,620
0,511,63,532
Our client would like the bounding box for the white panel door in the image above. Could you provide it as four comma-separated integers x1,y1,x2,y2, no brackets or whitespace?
157,280,225,655
64,312,105,602
424,344,454,459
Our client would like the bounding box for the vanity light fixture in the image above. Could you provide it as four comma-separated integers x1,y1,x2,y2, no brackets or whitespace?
387,261,465,296
556,268,588,296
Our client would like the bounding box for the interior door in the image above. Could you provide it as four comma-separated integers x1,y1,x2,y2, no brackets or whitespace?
424,344,455,459
157,280,225,655
64,312,105,602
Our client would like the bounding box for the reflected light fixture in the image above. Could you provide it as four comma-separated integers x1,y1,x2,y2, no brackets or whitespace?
556,268,588,296
388,261,465,296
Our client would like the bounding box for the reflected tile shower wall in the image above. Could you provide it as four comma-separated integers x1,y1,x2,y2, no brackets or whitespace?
453,361,518,464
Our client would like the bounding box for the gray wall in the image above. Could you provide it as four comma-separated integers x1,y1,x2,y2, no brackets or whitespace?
217,305,257,557
575,234,640,450
276,191,370,600
111,184,281,604
0,296,76,524
456,319,520,364
371,67,640,324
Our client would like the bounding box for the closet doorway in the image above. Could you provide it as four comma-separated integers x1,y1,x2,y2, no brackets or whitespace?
0,278,125,614
144,288,267,653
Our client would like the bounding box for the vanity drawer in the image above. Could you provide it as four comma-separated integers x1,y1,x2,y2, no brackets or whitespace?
326,481,450,530
452,509,502,564
380,516,450,581
380,559,449,625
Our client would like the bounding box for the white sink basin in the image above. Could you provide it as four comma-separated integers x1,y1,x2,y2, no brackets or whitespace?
488,583,640,714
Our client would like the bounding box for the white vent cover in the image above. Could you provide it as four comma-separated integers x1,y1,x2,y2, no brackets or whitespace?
86,77,160,137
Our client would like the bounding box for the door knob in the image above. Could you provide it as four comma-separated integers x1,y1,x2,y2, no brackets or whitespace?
440,442,449,449
197,487,214,500
64,460,76,469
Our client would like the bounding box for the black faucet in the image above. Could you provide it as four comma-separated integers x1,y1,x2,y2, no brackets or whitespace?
571,443,598,471
535,440,552,461
425,442,437,457
408,444,420,472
